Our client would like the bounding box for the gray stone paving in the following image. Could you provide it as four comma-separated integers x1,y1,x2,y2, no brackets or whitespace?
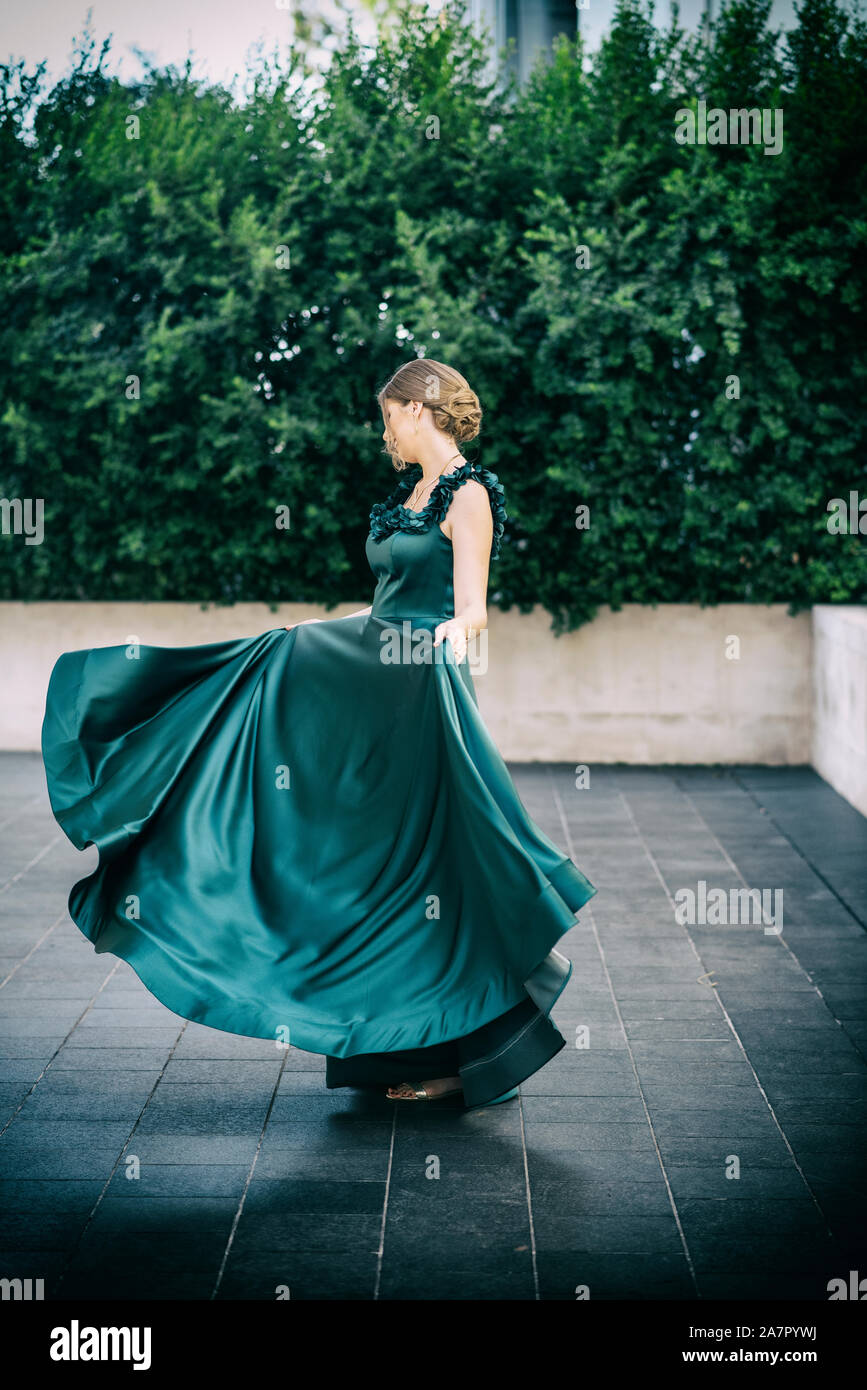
1,752,865,1301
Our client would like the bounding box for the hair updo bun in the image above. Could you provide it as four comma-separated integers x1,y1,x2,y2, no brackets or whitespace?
436,386,482,444
376,359,483,469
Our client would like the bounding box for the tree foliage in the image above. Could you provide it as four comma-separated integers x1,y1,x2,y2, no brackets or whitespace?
1,0,865,630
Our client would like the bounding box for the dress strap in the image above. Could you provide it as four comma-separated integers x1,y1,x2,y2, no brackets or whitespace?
369,461,507,558
427,464,507,558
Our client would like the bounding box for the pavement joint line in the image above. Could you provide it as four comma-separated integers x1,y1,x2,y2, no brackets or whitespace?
548,767,701,1300
51,1016,190,1299
676,782,867,1069
372,1106,398,1300
800,1171,867,1204
728,767,867,934
210,1047,291,1301
608,771,843,1246
0,792,47,835
0,831,65,895
517,1085,540,1301
0,910,67,990
0,958,124,1142
0,930,111,1132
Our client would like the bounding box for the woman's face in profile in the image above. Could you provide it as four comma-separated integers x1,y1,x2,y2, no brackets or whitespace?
382,398,420,464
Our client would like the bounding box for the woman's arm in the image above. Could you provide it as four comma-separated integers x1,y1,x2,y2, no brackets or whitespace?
433,480,492,662
285,606,371,631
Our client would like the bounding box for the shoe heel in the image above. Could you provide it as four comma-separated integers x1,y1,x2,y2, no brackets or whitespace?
481,1086,519,1106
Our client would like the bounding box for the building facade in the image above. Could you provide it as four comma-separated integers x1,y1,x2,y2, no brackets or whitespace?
468,0,578,85
467,1,806,85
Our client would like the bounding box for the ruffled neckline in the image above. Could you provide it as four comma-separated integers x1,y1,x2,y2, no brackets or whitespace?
368,460,507,558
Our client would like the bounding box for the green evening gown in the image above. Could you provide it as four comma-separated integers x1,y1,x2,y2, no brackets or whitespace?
41,460,597,1107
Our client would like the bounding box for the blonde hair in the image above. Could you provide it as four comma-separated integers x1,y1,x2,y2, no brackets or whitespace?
377,359,482,471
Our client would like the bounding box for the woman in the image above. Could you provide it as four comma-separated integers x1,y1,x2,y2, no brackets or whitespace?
41,359,597,1109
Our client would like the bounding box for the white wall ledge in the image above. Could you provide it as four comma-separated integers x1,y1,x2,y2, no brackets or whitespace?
0,600,862,816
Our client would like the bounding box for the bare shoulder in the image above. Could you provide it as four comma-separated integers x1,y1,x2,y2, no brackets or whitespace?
449,477,492,519
444,476,492,544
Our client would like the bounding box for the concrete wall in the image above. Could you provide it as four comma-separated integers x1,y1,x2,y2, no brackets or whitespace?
1,600,814,768
478,601,812,765
811,605,867,819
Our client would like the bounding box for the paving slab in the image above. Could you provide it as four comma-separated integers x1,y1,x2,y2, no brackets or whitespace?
1,754,865,1300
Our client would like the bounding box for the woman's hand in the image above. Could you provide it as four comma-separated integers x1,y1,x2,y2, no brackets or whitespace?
433,618,470,663
284,605,371,631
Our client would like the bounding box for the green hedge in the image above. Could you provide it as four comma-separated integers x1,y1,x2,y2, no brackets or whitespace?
1,0,865,631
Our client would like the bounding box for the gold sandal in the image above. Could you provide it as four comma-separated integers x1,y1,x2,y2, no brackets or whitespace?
387,1081,463,1101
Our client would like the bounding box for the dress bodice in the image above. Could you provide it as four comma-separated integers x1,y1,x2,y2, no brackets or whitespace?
365,461,506,624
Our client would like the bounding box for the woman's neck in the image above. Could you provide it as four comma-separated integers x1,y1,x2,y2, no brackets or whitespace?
414,449,464,483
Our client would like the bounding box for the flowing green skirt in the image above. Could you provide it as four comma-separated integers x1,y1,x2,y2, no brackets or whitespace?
41,619,596,1101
